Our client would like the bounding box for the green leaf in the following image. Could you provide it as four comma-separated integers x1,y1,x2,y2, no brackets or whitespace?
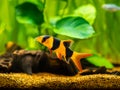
73,4,96,25
15,2,44,25
53,16,95,39
86,54,114,69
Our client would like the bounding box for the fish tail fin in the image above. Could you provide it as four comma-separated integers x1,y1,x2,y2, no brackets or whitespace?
71,52,92,72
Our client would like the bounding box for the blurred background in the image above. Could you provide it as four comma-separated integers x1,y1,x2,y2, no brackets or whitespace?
0,0,120,65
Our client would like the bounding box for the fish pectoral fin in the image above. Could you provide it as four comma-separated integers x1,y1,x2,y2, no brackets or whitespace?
56,53,62,60
49,49,52,55
63,40,73,47
63,56,70,64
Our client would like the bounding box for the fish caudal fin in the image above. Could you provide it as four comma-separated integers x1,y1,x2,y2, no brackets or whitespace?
72,58,83,72
71,52,92,72
77,53,92,58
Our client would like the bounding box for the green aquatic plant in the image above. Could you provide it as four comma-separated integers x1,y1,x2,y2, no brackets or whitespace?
74,4,96,25
53,16,95,39
1,0,120,68
15,2,44,25
87,54,114,68
15,2,44,35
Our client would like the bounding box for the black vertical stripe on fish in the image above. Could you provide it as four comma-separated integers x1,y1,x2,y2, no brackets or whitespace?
63,41,71,47
65,47,73,61
51,38,60,50
42,35,50,43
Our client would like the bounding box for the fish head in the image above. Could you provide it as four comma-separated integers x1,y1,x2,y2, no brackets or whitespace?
36,35,53,49
36,35,44,43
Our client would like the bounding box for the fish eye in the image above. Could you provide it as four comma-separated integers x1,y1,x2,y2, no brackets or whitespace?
42,35,50,43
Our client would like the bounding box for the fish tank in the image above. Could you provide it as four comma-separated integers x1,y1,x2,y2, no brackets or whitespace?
0,0,120,89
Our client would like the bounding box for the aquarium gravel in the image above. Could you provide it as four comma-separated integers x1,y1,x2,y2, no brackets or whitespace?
0,73,120,89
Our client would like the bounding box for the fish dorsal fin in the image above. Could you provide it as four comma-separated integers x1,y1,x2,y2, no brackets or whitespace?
63,40,73,47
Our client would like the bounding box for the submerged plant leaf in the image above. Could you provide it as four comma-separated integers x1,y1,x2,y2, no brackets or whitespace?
74,4,96,25
53,17,95,39
86,54,114,69
15,2,44,25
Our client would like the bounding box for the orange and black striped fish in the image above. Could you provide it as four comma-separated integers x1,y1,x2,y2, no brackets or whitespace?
36,35,92,72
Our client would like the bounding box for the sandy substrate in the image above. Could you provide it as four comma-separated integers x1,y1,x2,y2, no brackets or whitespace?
0,73,120,89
